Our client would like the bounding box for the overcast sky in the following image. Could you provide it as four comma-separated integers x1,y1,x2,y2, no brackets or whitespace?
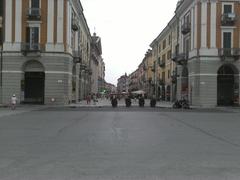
81,0,177,85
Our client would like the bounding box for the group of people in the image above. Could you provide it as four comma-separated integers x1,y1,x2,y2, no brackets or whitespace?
111,95,157,108
86,93,98,105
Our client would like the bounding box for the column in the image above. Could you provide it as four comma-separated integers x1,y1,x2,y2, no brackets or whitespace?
57,0,64,45
14,0,22,50
201,0,208,48
210,1,217,48
4,0,13,51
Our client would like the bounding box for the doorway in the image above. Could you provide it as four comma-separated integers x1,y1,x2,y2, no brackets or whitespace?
217,65,238,106
24,72,45,104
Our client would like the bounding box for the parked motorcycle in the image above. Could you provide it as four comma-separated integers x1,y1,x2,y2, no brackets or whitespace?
125,97,131,107
173,99,190,109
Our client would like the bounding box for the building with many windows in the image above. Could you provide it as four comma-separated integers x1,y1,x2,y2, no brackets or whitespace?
117,73,128,93
98,58,105,94
173,0,240,107
91,32,103,94
150,16,178,101
0,0,92,105
148,0,240,107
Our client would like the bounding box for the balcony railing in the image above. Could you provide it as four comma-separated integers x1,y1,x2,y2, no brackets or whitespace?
27,8,41,20
72,50,82,63
221,13,236,26
218,48,240,60
151,66,155,72
181,22,191,35
72,18,79,31
21,43,43,52
171,52,188,65
159,60,166,68
80,63,87,70
158,79,165,85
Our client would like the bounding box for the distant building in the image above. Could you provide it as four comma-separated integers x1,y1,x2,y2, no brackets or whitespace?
105,82,116,94
91,32,102,94
98,58,105,94
117,74,128,93
150,0,240,107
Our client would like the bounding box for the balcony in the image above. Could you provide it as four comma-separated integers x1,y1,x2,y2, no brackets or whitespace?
72,18,79,31
159,60,166,68
158,79,165,85
21,43,42,52
72,51,82,63
27,8,41,20
80,63,87,71
151,66,155,72
181,22,191,35
221,13,236,26
172,52,188,65
0,16,2,28
218,48,240,60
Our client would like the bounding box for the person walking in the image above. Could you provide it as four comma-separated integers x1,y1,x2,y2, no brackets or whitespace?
138,94,145,107
125,96,131,107
11,94,17,110
111,95,118,107
86,94,91,105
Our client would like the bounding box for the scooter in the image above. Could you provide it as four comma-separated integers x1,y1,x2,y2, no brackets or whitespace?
173,99,190,109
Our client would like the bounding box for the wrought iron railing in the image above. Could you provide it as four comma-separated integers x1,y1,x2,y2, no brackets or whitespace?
171,52,188,65
27,8,41,20
221,13,236,26
181,22,191,35
218,48,240,60
21,43,43,52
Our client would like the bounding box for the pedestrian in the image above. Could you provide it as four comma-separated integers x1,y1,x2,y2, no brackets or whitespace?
138,94,145,107
150,95,157,107
93,94,97,105
125,96,131,107
111,95,118,107
86,94,91,104
11,94,17,110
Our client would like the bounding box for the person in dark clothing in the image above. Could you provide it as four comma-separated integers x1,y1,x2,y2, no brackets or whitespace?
150,95,157,107
111,95,118,107
138,94,145,107
125,96,131,107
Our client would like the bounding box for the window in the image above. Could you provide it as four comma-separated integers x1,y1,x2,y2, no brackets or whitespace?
162,72,165,82
163,40,166,49
168,70,170,79
223,32,231,48
26,27,39,49
162,54,166,61
168,35,171,45
31,0,40,8
0,28,2,45
158,44,161,53
223,4,232,14
184,38,190,54
167,50,171,60
0,0,3,16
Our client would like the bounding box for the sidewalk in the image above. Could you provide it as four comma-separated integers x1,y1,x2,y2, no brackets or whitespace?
0,105,46,118
69,98,174,108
